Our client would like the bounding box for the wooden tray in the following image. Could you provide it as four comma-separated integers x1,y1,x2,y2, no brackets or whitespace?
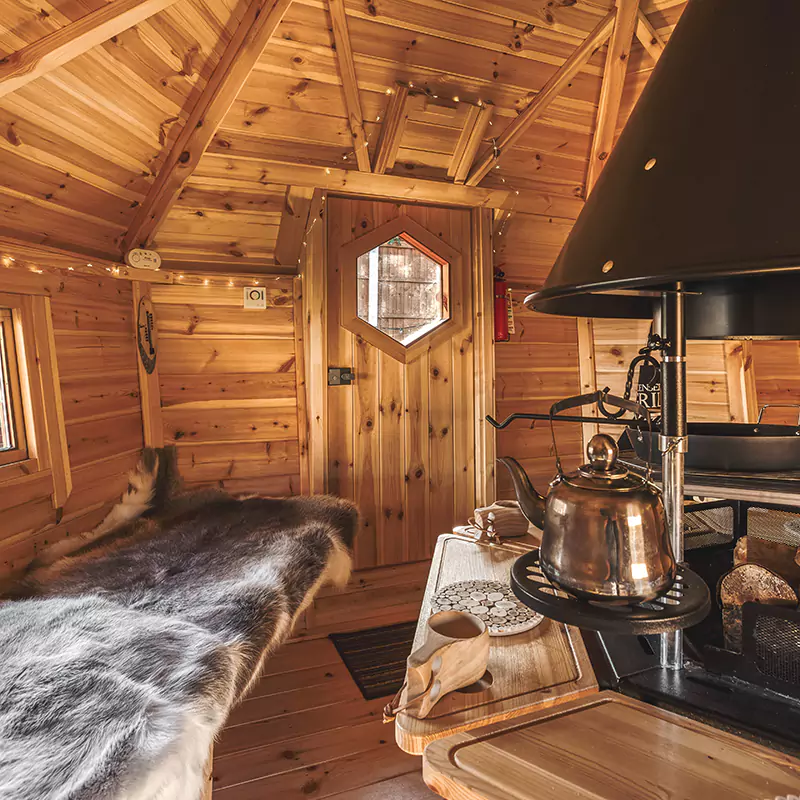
394,534,597,755
423,691,800,800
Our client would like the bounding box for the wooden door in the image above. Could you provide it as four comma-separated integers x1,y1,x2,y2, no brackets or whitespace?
326,198,475,569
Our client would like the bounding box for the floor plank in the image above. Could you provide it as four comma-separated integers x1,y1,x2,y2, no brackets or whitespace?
214,629,427,798
330,772,432,800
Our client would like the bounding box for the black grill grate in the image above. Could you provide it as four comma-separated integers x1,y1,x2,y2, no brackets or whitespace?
684,504,734,551
753,613,800,686
747,506,800,548
739,603,800,691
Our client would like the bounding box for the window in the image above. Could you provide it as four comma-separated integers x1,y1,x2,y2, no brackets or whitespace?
0,286,70,509
339,215,464,364
356,235,449,347
0,305,27,467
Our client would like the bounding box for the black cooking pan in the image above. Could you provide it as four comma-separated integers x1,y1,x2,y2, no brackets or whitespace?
626,405,800,472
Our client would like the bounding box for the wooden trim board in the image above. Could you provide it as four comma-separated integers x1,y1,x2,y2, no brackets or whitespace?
132,281,164,447
373,83,411,175
300,190,327,495
471,208,495,506
293,276,310,494
30,295,71,507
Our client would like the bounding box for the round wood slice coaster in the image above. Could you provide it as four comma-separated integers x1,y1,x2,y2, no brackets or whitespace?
431,579,544,637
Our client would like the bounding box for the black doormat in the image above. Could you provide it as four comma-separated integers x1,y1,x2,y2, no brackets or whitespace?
329,621,416,700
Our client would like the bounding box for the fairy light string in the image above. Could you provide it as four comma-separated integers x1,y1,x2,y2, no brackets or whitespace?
2,86,525,286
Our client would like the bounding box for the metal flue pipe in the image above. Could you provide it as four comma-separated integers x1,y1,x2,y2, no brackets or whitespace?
660,284,687,670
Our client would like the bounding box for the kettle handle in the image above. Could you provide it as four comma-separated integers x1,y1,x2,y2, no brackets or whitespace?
549,390,653,478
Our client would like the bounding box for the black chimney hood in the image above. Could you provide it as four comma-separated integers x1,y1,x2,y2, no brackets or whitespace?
526,0,800,339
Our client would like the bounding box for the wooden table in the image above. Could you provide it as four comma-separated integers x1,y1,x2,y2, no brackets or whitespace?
423,691,800,800
394,533,598,755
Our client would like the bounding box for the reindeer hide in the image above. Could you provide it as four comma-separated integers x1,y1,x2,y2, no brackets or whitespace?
0,450,358,800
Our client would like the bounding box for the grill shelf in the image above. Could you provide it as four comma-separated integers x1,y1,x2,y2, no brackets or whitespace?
511,549,711,635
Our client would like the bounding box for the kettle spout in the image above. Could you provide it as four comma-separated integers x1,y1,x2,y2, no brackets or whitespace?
497,457,546,530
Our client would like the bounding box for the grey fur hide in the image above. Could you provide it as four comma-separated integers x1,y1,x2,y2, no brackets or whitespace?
0,448,358,800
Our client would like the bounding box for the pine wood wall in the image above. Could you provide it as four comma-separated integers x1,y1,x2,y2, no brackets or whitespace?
493,210,583,499
0,270,143,577
751,341,800,425
592,319,732,424
150,276,304,495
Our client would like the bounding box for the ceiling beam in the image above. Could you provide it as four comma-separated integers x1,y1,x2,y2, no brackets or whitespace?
121,0,291,254
0,0,180,99
373,82,410,175
449,103,495,185
635,10,666,64
274,186,314,268
194,154,585,219
328,0,371,172
586,0,641,193
465,12,614,187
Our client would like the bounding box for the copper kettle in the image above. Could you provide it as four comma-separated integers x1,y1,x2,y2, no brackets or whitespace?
499,391,676,604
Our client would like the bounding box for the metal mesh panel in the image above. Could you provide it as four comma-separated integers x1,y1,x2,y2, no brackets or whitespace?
747,506,800,548
753,613,800,686
684,505,734,550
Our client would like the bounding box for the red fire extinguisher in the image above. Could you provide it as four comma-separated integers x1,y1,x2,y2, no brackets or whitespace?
494,269,510,342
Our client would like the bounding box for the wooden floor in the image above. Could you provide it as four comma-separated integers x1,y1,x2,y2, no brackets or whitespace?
212,635,430,799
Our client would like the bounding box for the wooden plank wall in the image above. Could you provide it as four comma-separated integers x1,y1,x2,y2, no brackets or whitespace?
150,276,303,495
493,210,583,499
592,318,732,426
751,341,800,425
0,270,143,576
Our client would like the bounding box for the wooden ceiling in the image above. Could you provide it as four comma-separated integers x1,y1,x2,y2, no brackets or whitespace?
0,0,686,273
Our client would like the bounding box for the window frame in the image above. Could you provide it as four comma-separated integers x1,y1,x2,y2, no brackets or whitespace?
356,232,451,348
0,303,29,466
339,215,465,364
0,285,71,508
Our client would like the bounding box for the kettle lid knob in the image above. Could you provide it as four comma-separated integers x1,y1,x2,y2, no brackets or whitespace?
587,434,618,472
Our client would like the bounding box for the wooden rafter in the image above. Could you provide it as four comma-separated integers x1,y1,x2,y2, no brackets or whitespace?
449,103,495,185
227,159,512,208
121,0,292,253
373,82,410,175
194,155,585,218
586,0,641,193
466,12,615,187
635,10,666,64
274,186,314,268
0,0,180,99
328,0,371,172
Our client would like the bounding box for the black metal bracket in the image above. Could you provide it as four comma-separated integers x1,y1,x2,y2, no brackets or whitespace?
485,411,653,430
486,385,657,432
328,367,355,386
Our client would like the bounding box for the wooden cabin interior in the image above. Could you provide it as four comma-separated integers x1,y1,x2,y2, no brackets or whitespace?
2,0,800,798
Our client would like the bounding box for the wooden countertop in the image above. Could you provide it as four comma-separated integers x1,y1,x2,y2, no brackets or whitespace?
394,533,598,755
423,691,800,800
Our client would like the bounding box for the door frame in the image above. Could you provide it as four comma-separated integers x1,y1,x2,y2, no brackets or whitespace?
301,196,495,505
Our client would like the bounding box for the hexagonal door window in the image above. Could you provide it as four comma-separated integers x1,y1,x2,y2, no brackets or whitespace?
355,233,449,347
